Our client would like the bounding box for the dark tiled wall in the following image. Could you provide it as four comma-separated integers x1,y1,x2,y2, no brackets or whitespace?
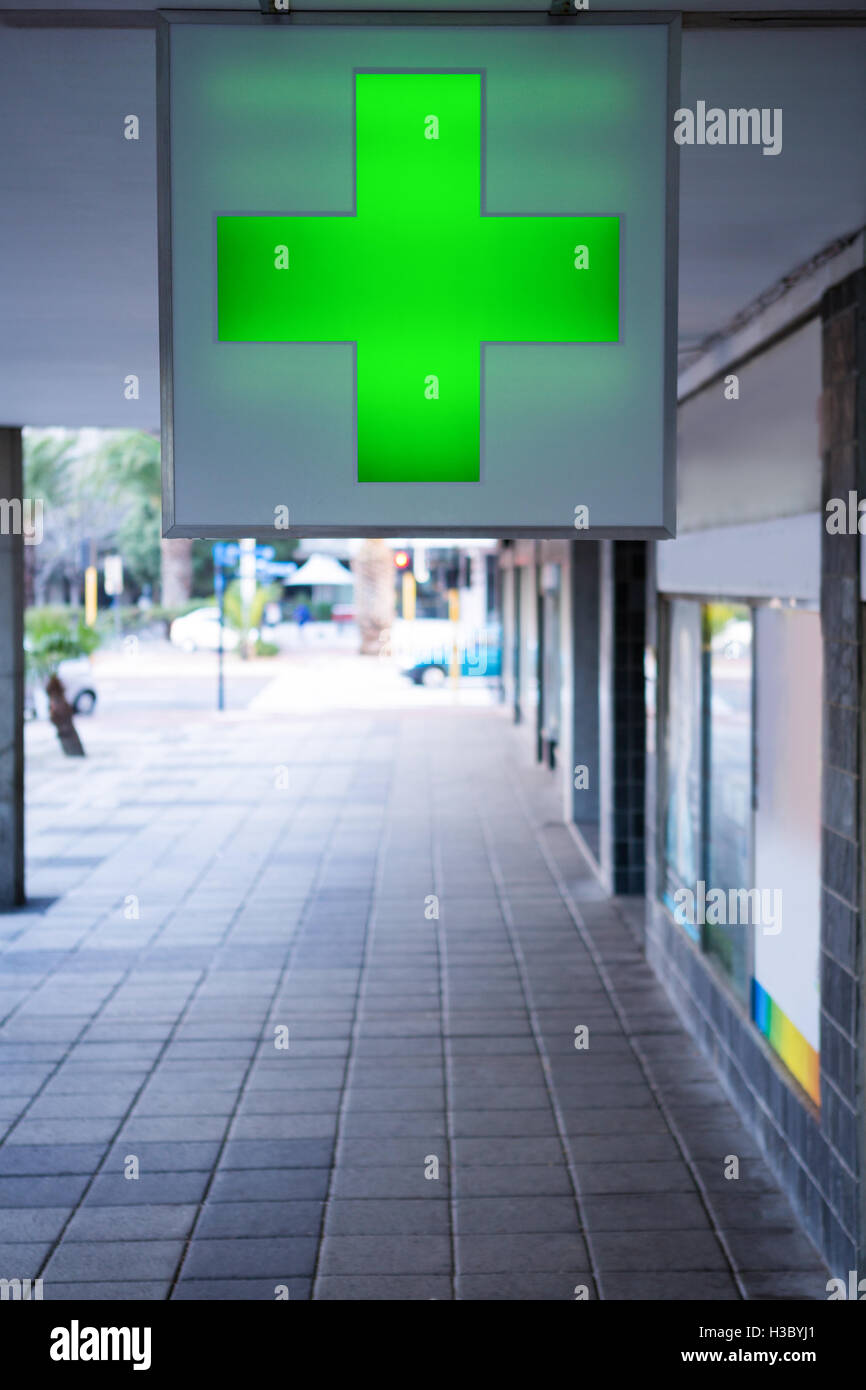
646,270,866,1276
819,268,865,1273
647,904,853,1271
612,541,647,896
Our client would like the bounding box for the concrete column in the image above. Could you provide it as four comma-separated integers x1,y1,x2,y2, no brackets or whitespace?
611,540,647,896
0,427,25,908
598,539,647,896
569,540,601,855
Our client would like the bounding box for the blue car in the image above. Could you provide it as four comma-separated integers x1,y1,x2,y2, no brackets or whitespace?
405,625,503,687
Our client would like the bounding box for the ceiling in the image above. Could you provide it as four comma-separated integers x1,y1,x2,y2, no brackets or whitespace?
1,6,864,428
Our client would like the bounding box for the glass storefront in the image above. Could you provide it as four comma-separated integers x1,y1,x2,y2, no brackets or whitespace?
661,598,754,1003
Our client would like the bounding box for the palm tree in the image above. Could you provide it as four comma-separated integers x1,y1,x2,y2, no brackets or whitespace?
222,579,281,658
353,539,396,655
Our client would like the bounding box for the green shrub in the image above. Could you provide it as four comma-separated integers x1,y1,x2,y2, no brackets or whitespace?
25,608,101,684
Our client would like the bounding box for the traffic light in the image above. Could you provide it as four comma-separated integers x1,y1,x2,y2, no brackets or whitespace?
394,549,412,571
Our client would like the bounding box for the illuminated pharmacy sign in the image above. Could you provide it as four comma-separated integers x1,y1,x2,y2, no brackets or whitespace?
159,15,678,537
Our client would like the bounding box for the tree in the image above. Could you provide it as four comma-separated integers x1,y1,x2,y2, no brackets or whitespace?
25,608,100,757
353,539,395,655
94,430,195,605
24,428,196,609
222,580,281,659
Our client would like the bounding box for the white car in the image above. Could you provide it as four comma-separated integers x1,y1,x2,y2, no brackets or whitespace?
25,655,98,720
169,607,247,653
711,619,752,660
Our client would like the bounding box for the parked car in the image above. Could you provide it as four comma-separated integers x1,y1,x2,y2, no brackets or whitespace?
169,607,249,653
25,654,98,720
711,619,752,660
398,621,503,686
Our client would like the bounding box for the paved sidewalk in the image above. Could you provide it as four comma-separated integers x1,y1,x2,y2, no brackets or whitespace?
1,702,828,1299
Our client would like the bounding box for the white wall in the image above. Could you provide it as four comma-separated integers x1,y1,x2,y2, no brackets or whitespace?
657,512,821,603
677,320,822,533
753,606,822,1053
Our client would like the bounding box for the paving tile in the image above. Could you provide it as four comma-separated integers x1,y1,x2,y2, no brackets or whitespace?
0,1176,89,1207
723,1229,827,1272
0,1242,52,1278
324,1199,449,1236
117,1116,229,1143
340,1111,447,1139
26,1094,134,1119
44,1239,184,1282
4,1119,118,1146
592,1230,728,1271
344,1087,445,1112
450,1109,558,1138
0,1206,71,1243
173,1278,312,1300
456,1196,580,1234
0,1144,107,1176
601,1272,741,1300
44,1282,172,1300
575,1162,697,1195
336,1139,447,1167
704,1193,804,1230
132,1093,238,1118
459,1272,595,1300
455,1165,573,1198
228,1114,337,1139
448,1038,537,1057
458,1232,588,1273
314,1275,452,1300
65,1204,199,1242
102,1142,220,1173
318,1234,451,1275
220,1139,334,1170
566,1134,682,1164
208,1169,330,1203
181,1238,318,1279
454,1138,565,1166
740,1270,828,1300
451,1087,551,1111
582,1193,709,1231
84,1172,209,1206
331,1166,448,1199
196,1201,324,1239
561,1108,670,1136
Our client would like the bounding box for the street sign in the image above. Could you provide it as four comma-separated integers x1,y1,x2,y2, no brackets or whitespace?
103,554,123,597
213,542,276,569
212,542,239,568
159,14,679,538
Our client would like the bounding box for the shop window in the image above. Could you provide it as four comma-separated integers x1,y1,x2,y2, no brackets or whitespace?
661,598,753,1003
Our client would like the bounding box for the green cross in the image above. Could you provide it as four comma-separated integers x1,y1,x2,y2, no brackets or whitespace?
217,71,619,483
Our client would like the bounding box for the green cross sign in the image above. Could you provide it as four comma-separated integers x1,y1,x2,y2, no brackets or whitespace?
217,71,620,483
